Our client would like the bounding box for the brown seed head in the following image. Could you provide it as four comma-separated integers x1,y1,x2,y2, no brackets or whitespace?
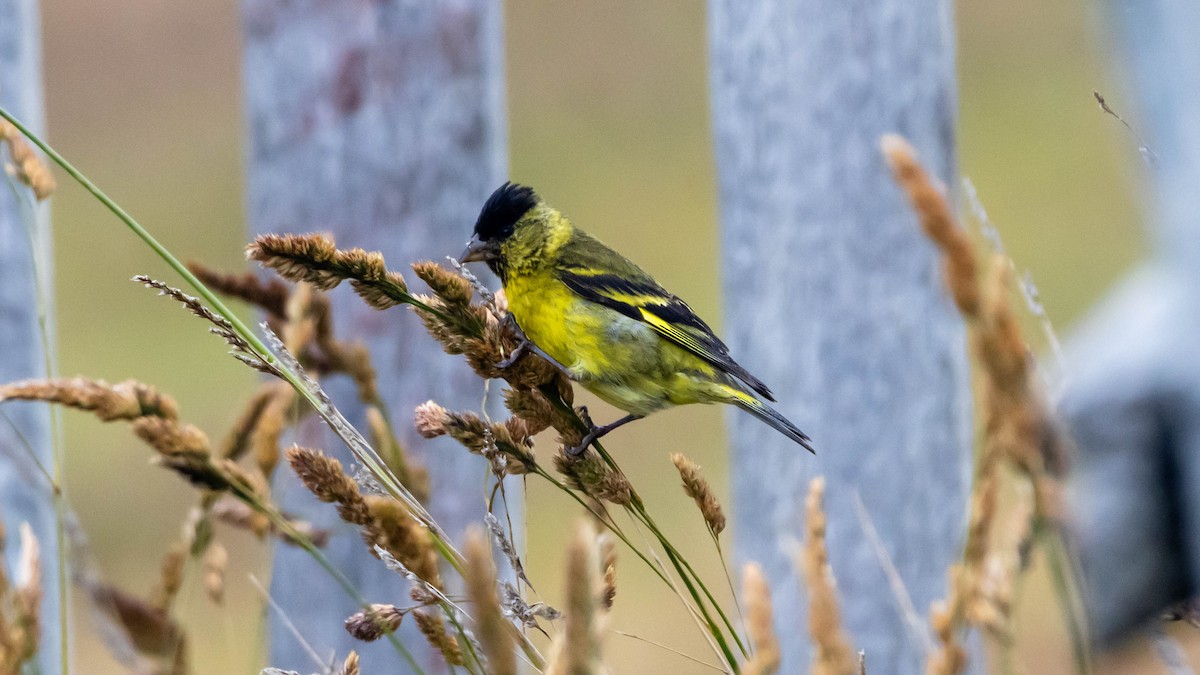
0,377,178,422
881,134,979,317
365,496,442,590
203,542,228,604
414,609,465,666
742,562,781,675
186,262,290,318
465,527,516,675
797,477,857,675
598,533,617,611
554,449,631,506
150,542,187,610
247,233,343,290
554,521,603,675
670,453,726,535
345,604,404,642
337,651,360,675
132,417,211,458
286,446,372,527
1,120,56,199
412,261,473,306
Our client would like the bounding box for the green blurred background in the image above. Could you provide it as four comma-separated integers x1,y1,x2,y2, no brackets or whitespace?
36,0,1158,672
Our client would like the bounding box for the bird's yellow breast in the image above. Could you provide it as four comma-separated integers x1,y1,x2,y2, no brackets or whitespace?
504,268,728,416
505,269,615,375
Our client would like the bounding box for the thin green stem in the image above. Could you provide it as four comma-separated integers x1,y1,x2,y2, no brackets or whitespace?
634,504,748,656
533,466,672,588
712,534,747,633
590,435,747,659
533,385,744,666
1040,524,1091,675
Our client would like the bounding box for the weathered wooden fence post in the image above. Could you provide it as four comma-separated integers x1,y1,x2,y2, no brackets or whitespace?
1061,0,1200,649
241,2,506,669
709,2,971,671
0,0,60,671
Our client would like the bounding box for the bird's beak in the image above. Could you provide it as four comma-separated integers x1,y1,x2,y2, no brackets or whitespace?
460,236,499,263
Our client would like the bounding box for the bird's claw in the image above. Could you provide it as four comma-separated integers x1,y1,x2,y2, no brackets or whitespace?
496,339,529,369
562,407,597,456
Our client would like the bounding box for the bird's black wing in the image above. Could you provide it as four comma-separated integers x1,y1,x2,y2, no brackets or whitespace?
556,232,776,401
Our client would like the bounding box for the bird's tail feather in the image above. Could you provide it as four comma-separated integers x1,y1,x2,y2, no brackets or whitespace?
724,387,814,453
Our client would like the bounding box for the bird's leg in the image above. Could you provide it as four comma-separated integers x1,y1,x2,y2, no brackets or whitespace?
567,413,644,457
497,313,573,376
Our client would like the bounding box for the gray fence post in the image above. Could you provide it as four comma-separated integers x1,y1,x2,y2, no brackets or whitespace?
241,2,507,669
0,0,60,672
1060,0,1200,648
709,2,972,672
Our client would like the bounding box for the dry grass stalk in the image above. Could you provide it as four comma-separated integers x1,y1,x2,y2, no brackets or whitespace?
210,498,329,548
337,651,360,675
554,449,632,507
0,119,56,199
217,382,277,463
365,496,441,589
286,446,444,589
415,400,536,476
247,233,410,308
465,527,516,675
249,233,573,418
670,453,726,536
796,478,858,675
885,134,1075,673
196,258,432,498
0,377,178,421
186,261,290,318
741,563,780,675
598,533,617,611
0,523,43,673
344,604,405,642
546,521,604,675
286,445,373,527
202,542,228,604
252,383,295,480
413,609,465,666
881,134,978,317
150,543,187,611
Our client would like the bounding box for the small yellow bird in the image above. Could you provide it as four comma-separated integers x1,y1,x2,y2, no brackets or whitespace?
461,182,813,456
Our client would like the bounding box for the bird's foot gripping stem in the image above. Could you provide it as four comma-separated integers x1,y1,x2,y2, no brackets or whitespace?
566,411,644,457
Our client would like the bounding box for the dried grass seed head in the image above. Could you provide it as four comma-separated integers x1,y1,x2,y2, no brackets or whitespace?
0,119,56,199
465,527,516,675
742,562,781,675
559,521,604,675
365,496,441,590
554,449,632,506
798,477,858,675
345,604,404,642
186,261,290,318
670,452,726,535
412,260,473,306
247,233,342,290
414,609,465,666
286,446,372,527
881,134,979,317
0,377,178,422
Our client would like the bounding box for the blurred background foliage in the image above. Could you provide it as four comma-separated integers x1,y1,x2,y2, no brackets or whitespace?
40,0,1150,672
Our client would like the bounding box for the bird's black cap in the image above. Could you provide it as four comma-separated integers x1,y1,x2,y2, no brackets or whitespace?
474,182,538,242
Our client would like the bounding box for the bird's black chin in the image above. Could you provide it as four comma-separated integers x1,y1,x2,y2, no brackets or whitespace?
487,258,507,283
